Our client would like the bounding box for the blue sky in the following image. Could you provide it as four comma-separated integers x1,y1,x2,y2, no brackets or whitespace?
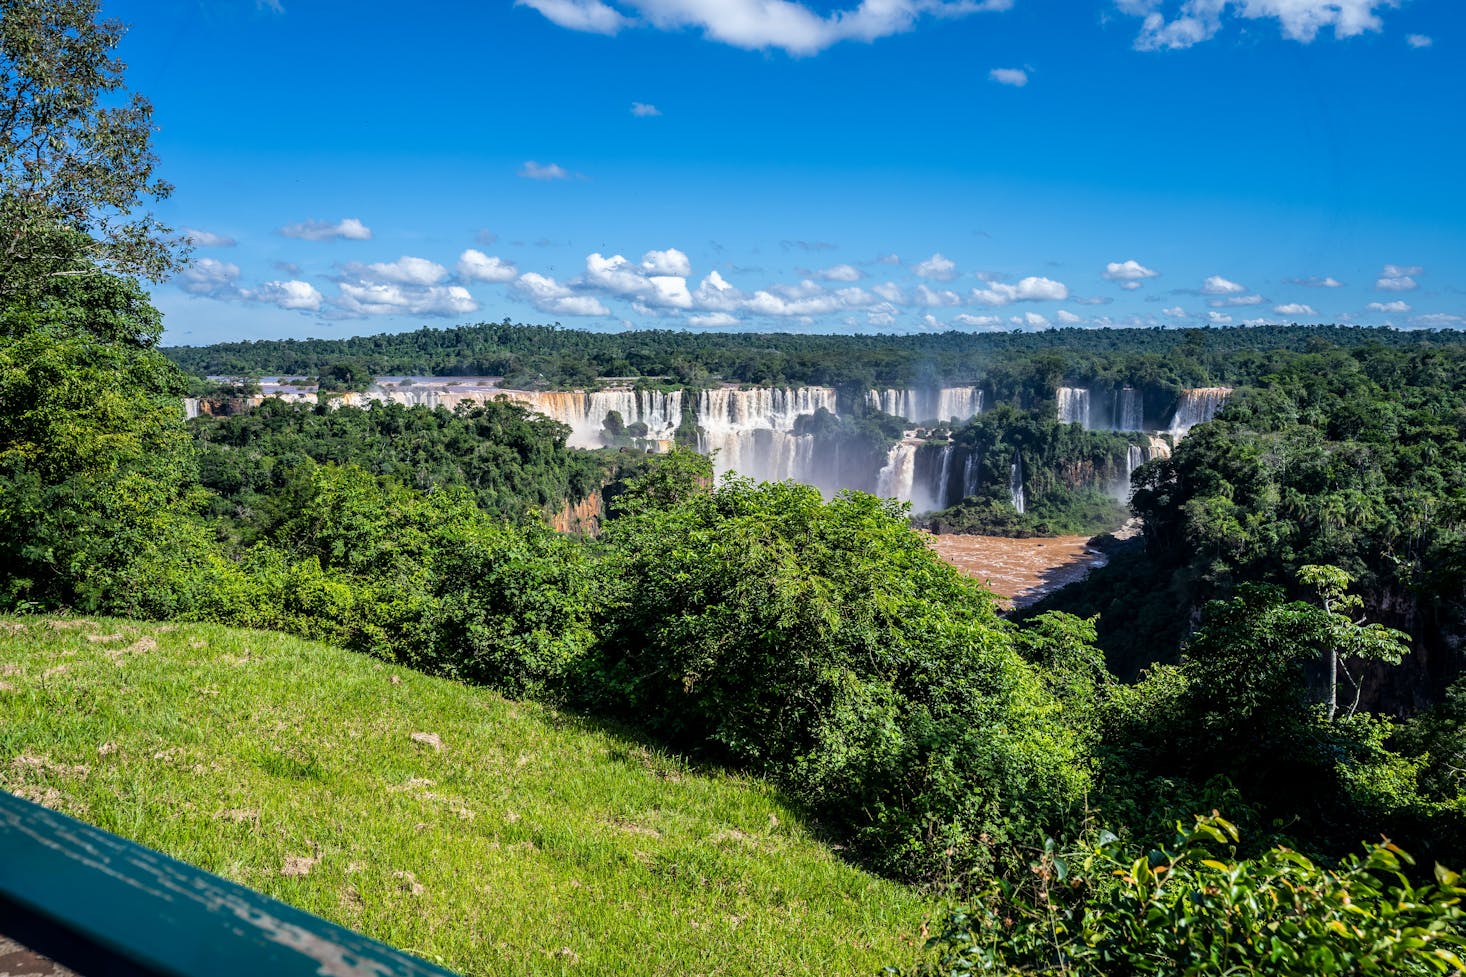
107,0,1464,343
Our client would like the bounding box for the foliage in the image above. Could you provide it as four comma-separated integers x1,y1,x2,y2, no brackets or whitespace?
1091,571,1444,858
0,325,204,611
0,0,184,296
1037,344,1466,697
164,320,1455,393
593,476,1093,887
190,397,607,530
901,815,1466,977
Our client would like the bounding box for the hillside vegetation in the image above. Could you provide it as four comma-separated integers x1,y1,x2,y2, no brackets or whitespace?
0,615,935,977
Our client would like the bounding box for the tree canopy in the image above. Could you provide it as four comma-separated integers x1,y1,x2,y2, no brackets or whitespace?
0,0,184,300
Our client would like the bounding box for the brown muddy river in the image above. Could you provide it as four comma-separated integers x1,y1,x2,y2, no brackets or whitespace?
928,532,1112,609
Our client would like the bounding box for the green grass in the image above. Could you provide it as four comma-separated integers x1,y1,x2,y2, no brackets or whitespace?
0,616,938,976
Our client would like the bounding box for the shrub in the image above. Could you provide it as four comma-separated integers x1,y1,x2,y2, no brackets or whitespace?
901,815,1466,976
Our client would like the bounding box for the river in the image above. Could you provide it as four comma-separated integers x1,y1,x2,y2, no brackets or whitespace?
928,524,1136,609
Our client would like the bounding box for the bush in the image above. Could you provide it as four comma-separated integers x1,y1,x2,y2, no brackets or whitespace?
594,474,1092,887
901,815,1466,976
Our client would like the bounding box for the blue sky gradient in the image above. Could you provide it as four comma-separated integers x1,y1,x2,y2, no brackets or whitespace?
108,0,1464,343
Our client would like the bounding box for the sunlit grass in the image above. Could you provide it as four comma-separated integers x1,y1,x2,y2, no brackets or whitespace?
0,616,937,976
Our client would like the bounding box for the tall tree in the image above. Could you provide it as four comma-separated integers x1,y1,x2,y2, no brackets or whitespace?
0,0,186,300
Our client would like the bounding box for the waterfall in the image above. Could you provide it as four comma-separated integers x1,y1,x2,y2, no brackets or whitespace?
493,388,685,448
1009,449,1025,515
962,451,980,500
1168,387,1232,436
1117,386,1143,431
935,443,955,510
695,386,837,483
183,397,200,419
866,387,982,423
1127,444,1145,476
1056,387,1091,428
876,440,919,502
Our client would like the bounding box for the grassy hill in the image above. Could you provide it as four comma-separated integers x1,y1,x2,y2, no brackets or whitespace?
0,616,937,976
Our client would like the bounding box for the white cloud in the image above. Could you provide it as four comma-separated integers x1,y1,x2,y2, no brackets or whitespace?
1163,306,1187,316
1412,313,1465,328
183,228,236,248
876,252,901,265
1368,300,1411,313
953,313,1004,329
457,249,518,283
256,280,323,312
178,258,241,297
519,160,575,180
640,247,692,276
631,101,662,116
1407,33,1432,47
690,270,743,311
1376,263,1422,291
584,251,694,309
1207,311,1234,324
525,0,1015,56
278,217,372,241
971,276,1069,306
1011,312,1050,329
816,263,862,282
1209,294,1265,307
335,281,477,318
1283,275,1343,287
1055,309,1083,324
913,284,962,307
361,256,448,286
872,281,904,302
1103,259,1159,289
1273,302,1317,316
512,272,610,316
1200,274,1247,295
516,0,629,34
687,312,739,327
913,252,958,280
1122,0,1398,51
989,67,1028,86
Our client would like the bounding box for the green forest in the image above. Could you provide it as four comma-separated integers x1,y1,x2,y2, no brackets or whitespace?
8,3,1466,974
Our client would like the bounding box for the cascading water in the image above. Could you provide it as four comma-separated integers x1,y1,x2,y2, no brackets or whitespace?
867,387,982,423
876,440,919,502
1117,387,1143,432
501,389,685,448
1056,387,1091,428
1009,449,1025,514
1168,387,1232,436
695,386,837,483
935,443,955,510
183,398,200,420
1127,444,1145,476
962,451,980,500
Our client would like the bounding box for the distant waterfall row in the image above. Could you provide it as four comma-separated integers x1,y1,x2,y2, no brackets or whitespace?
1057,385,1230,435
867,387,982,424
694,386,837,484
189,377,1199,514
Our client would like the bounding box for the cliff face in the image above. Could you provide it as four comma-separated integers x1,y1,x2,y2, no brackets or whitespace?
549,491,603,536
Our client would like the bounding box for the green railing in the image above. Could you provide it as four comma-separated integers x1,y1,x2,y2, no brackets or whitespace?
0,790,459,977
